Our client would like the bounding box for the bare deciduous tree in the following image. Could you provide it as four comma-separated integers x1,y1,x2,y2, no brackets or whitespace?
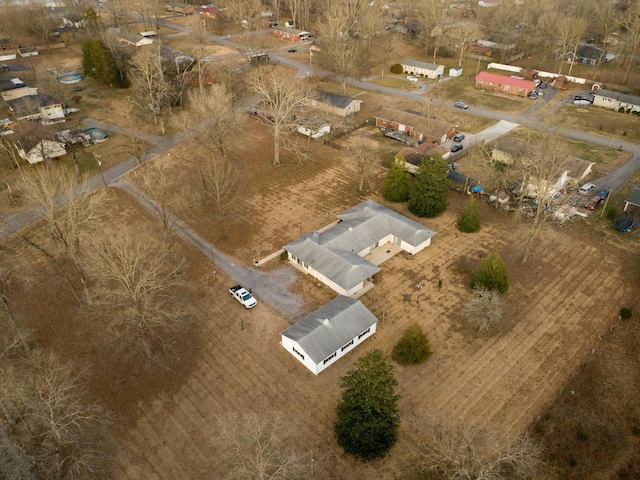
129,46,173,134
214,412,311,480
248,66,312,166
12,166,110,304
0,353,107,480
316,7,368,94
451,20,482,67
138,163,193,238
414,416,543,480
517,132,568,264
463,287,505,333
621,3,640,84
346,138,380,193
415,0,453,59
225,0,264,27
87,232,187,359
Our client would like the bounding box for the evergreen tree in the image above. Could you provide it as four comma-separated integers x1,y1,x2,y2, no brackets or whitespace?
384,159,411,202
470,252,509,294
335,350,400,461
408,154,449,217
392,324,432,365
82,39,127,87
457,197,481,233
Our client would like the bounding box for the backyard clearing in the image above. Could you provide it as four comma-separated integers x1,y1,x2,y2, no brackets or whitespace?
7,118,637,479
102,120,638,477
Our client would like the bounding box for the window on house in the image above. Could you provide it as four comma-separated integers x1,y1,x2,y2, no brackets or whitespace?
323,352,337,364
489,82,494,86
358,327,371,340
292,347,304,360
504,85,510,91
518,88,524,92
394,236,402,246
341,340,354,352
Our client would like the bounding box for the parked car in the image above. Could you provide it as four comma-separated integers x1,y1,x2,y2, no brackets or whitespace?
574,95,593,102
597,189,610,199
229,284,257,309
573,99,591,106
287,48,297,53
535,89,543,96
585,195,603,210
453,133,465,142
450,144,463,153
538,81,548,88
454,101,468,109
407,75,419,82
529,92,538,99
579,183,596,194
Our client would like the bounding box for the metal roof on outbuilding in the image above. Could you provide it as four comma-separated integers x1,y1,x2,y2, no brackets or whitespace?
281,296,377,363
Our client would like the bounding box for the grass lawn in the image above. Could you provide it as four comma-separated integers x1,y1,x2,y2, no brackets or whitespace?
370,76,424,91
547,105,640,143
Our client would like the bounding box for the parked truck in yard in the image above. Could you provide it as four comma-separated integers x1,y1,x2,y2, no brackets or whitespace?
229,284,258,308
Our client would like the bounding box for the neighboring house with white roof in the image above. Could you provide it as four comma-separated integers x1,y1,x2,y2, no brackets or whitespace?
284,200,437,297
16,139,66,164
280,296,377,375
400,59,445,79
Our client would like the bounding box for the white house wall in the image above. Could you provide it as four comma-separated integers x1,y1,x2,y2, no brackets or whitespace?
287,253,363,296
281,322,377,375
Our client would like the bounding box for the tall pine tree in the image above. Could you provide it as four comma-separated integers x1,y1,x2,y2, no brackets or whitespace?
335,350,400,461
457,197,481,233
408,154,449,217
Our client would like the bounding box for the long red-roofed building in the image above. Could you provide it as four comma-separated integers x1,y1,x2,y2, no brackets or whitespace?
474,71,535,98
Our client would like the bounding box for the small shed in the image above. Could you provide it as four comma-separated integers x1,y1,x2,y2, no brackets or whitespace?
449,66,463,77
280,296,378,375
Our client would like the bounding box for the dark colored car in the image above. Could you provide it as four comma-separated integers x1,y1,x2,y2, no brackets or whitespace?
454,101,468,109
450,144,463,153
288,48,297,53
453,133,465,142
585,195,603,210
597,189,609,199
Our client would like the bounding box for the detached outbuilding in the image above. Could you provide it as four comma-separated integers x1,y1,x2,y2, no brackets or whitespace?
280,296,377,375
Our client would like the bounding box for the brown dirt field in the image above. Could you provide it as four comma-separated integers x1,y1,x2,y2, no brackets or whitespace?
97,120,636,478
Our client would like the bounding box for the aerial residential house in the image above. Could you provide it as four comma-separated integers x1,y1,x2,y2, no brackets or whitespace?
475,35,516,51
272,26,312,41
475,71,535,98
395,143,451,174
375,107,457,144
593,90,640,113
284,200,437,297
0,75,37,102
0,38,16,61
61,12,85,28
118,32,154,48
18,47,38,58
401,59,445,79
311,90,362,117
7,94,65,121
559,44,605,66
165,3,196,15
15,138,66,164
201,5,218,18
280,296,378,375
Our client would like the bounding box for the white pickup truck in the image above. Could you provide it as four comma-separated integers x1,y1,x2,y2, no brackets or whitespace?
229,284,257,309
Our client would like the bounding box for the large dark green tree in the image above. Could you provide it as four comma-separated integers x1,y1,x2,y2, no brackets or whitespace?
457,197,481,233
335,350,400,461
408,154,449,217
82,39,127,87
470,253,509,294
384,159,411,202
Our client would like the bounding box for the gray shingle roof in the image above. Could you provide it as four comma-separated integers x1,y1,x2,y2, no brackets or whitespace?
594,89,640,107
626,186,640,206
281,296,377,363
284,200,436,290
401,58,443,71
316,90,360,109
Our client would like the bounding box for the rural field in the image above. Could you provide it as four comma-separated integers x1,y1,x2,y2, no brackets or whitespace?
17,119,626,479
